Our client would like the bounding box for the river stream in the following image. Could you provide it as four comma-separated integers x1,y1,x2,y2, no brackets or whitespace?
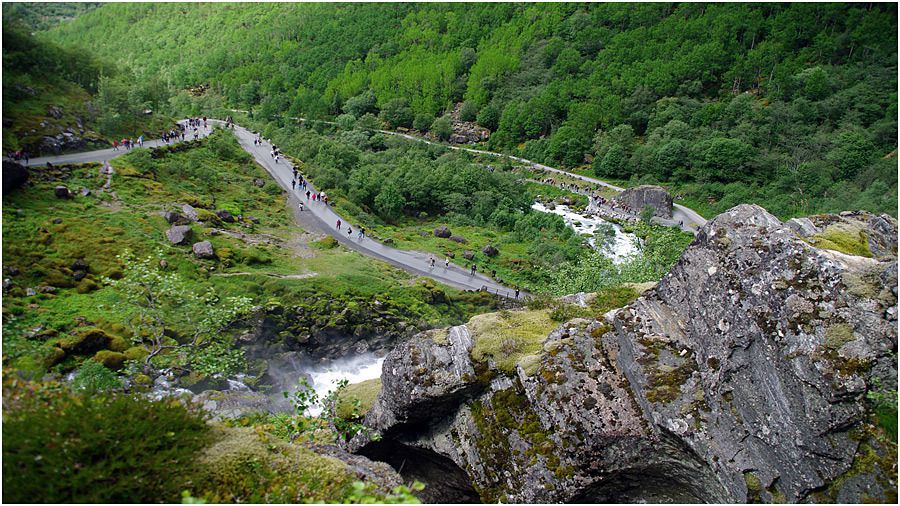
530,202,640,262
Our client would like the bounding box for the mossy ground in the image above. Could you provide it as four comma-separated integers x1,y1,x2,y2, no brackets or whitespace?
468,310,559,374
2,129,495,376
336,378,382,420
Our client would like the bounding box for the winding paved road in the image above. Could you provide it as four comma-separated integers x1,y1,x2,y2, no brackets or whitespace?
23,121,522,298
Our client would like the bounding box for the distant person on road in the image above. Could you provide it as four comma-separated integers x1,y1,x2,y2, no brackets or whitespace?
298,202,304,211
445,257,450,268
429,256,435,268
515,286,520,299
358,227,365,239
291,179,296,190
347,227,352,238
336,219,341,230
138,135,144,147
203,116,207,128
306,190,310,200
470,264,477,275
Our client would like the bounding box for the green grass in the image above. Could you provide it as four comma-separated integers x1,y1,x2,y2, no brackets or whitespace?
2,129,496,374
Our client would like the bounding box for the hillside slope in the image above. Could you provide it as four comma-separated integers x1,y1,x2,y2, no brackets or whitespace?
41,3,898,219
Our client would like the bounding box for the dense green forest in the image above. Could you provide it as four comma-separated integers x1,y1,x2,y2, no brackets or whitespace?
37,2,897,219
3,2,101,31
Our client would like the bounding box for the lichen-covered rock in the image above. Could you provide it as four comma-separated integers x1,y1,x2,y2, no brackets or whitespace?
434,226,452,238
165,225,192,245
614,185,673,218
355,204,897,504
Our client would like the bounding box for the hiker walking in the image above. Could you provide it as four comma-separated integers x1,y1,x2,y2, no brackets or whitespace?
358,227,365,239
515,286,520,299
291,179,296,190
429,256,435,268
470,264,477,275
298,202,304,211
112,139,119,151
445,257,450,268
347,227,353,238
336,219,341,230
306,190,310,200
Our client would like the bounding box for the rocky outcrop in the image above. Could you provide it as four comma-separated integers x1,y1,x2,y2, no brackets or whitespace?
2,161,28,195
614,185,674,218
354,205,897,503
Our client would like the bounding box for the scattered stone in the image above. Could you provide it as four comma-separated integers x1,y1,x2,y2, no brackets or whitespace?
47,105,63,119
164,211,185,224
449,235,468,244
209,229,220,236
181,204,199,222
445,251,455,258
462,250,475,260
73,270,87,281
215,209,236,223
71,259,89,272
192,240,216,259
383,238,394,245
79,187,91,197
481,244,499,257
165,225,193,245
253,178,266,188
434,226,452,238
3,279,11,290
38,286,57,294
248,216,260,224
159,259,168,270
52,218,63,224
26,288,36,297
54,185,71,199
6,266,19,276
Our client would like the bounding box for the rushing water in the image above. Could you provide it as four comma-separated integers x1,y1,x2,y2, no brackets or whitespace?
531,202,640,263
303,353,385,416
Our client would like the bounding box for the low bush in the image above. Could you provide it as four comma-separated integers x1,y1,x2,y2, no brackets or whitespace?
3,378,210,503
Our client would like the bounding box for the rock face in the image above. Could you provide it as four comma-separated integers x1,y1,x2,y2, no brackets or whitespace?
165,225,193,245
354,204,897,503
614,185,673,218
2,161,28,195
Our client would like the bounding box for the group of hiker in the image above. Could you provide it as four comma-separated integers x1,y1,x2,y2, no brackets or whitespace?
111,136,145,151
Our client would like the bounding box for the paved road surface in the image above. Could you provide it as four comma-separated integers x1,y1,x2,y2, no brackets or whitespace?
22,120,523,298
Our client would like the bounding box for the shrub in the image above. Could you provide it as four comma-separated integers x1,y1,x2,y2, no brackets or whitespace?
3,383,210,504
459,101,478,122
413,113,433,132
71,359,123,391
430,116,453,141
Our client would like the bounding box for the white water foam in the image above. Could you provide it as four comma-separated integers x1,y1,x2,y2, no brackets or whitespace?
531,202,640,263
303,353,385,416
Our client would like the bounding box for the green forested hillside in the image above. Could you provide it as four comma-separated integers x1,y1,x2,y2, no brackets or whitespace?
26,2,900,219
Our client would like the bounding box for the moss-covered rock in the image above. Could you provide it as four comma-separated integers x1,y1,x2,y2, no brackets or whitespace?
336,378,382,420
93,350,126,370
191,426,355,503
123,346,149,362
55,327,113,355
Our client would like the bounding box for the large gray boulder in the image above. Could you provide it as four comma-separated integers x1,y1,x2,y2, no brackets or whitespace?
181,204,199,222
353,204,897,504
192,240,216,259
434,226,452,238
165,225,193,245
614,185,673,218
